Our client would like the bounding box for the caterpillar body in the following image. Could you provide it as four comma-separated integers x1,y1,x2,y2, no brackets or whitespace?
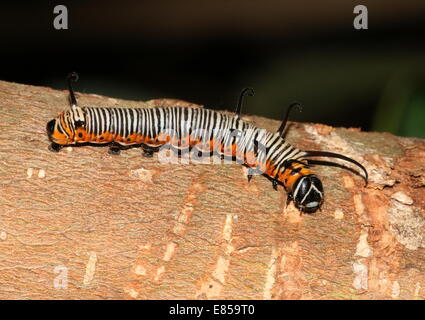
47,73,368,212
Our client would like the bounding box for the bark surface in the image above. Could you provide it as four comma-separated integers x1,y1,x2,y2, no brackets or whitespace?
1,80,425,299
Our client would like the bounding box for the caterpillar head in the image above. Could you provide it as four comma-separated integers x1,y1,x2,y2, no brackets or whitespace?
290,174,324,212
46,105,86,145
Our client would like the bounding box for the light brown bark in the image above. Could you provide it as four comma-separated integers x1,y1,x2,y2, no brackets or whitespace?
0,80,424,299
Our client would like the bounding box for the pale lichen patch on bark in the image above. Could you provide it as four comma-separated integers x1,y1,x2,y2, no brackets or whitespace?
391,191,414,205
272,241,306,299
130,168,153,184
352,260,368,290
334,208,344,220
263,246,279,299
355,231,372,258
82,251,97,287
388,200,425,250
195,213,235,299
0,231,7,241
391,280,401,299
37,169,46,178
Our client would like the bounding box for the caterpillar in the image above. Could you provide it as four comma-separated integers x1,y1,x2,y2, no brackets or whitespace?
46,72,368,212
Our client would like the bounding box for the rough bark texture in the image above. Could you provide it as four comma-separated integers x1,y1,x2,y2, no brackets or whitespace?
1,80,425,300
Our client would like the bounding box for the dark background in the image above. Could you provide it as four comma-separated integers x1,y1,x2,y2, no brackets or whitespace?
1,1,425,137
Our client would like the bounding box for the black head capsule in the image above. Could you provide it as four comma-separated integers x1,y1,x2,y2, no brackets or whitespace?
292,174,324,213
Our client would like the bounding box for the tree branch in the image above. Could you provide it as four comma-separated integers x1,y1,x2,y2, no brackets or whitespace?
0,80,424,299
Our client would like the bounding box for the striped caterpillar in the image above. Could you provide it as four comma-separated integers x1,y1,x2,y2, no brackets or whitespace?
47,72,368,212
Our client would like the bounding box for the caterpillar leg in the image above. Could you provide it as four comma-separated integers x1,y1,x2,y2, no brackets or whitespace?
246,167,259,183
49,142,63,152
141,144,160,158
272,180,279,190
108,142,123,155
192,147,208,158
285,193,293,207
142,149,154,158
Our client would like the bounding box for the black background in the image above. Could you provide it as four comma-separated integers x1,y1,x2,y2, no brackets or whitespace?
1,1,424,135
